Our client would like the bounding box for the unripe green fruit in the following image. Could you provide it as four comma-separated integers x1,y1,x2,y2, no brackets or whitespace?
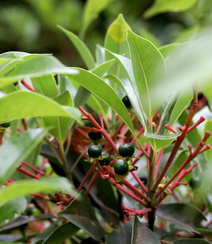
0,121,11,128
88,144,102,158
99,152,111,166
122,96,132,108
88,130,102,140
118,143,135,157
114,159,128,175
189,178,202,190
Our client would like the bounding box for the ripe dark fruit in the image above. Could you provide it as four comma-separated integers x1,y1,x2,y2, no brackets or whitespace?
88,145,102,158
0,121,11,128
189,178,202,190
114,159,129,175
122,95,132,109
118,143,135,157
88,130,102,140
99,152,111,166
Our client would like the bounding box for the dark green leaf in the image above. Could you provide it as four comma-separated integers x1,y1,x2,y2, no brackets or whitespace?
57,191,105,241
156,203,206,233
174,239,211,244
0,128,46,185
131,217,161,244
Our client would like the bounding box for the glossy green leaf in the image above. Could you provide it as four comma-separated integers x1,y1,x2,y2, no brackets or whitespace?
53,90,73,107
58,25,95,70
0,55,78,88
156,203,206,233
174,239,211,244
131,217,161,244
0,91,71,124
42,223,79,244
31,74,57,98
81,0,114,37
57,191,105,241
0,128,46,185
105,14,131,59
127,29,166,120
0,198,27,226
0,177,76,205
91,59,116,77
203,119,212,162
143,0,198,18
95,44,105,65
0,58,13,66
67,68,134,133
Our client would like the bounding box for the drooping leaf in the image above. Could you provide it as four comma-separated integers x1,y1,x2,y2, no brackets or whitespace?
0,198,27,226
66,68,134,133
0,128,46,185
131,217,161,244
81,0,114,37
42,223,79,244
143,0,199,18
0,177,76,205
156,203,206,233
0,55,78,88
0,91,71,124
126,29,166,120
57,25,95,70
57,191,105,241
31,74,58,98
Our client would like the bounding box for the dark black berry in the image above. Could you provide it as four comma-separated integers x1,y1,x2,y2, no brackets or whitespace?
189,178,202,190
88,130,102,140
122,96,132,108
99,152,111,166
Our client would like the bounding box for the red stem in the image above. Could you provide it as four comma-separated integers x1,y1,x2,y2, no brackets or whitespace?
21,79,35,92
77,164,96,191
21,119,28,130
84,171,99,195
154,149,164,181
75,127,90,140
0,132,4,146
130,171,148,194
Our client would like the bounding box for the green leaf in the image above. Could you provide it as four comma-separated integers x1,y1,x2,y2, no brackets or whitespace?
0,91,71,124
0,55,78,88
58,25,95,70
140,28,161,48
31,74,57,98
0,198,27,226
67,68,134,133
174,239,212,244
0,128,46,185
131,216,161,244
203,119,212,162
159,43,185,59
0,177,76,206
81,0,114,37
105,14,131,59
57,191,105,241
91,59,116,77
156,203,206,233
42,223,79,244
143,0,199,18
127,29,166,120
53,90,74,107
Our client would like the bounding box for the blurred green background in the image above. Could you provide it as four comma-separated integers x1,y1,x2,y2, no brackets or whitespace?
0,0,211,67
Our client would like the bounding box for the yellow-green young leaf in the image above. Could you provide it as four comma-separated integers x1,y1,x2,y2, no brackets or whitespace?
0,55,78,88
0,178,76,206
81,0,114,37
143,0,199,18
127,29,166,121
58,25,95,70
0,58,13,66
0,91,71,124
53,90,74,107
31,74,58,98
0,128,47,185
67,68,134,134
105,14,131,61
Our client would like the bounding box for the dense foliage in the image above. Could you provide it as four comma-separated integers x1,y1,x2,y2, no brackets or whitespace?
1,0,212,243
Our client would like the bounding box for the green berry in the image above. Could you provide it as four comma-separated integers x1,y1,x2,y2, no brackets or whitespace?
99,152,111,166
88,144,102,158
122,96,132,108
0,121,11,128
118,143,135,157
114,159,129,175
189,178,202,190
88,130,102,140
